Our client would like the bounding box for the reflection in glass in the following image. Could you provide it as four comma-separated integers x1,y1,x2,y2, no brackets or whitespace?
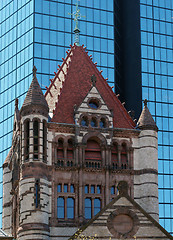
85,198,91,219
57,197,64,218
94,198,101,216
67,197,74,219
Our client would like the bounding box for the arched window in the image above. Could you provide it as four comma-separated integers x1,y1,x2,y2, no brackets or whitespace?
88,99,99,109
24,120,30,161
112,143,118,169
90,118,97,127
94,198,101,216
121,143,128,169
85,139,101,168
57,139,64,166
99,118,106,128
33,120,39,159
85,198,92,219
43,120,47,162
81,116,88,127
67,197,74,219
57,197,65,219
67,139,74,163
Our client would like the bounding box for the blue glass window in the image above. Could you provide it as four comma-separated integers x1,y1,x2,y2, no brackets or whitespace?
57,197,64,219
85,198,92,219
91,185,95,194
89,100,99,109
57,184,62,193
100,118,106,128
94,198,101,216
81,117,88,127
97,185,101,194
70,184,74,193
111,186,115,195
64,184,68,192
85,185,89,194
90,118,97,127
67,198,74,219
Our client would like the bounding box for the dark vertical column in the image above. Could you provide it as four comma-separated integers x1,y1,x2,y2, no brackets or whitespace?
115,0,142,119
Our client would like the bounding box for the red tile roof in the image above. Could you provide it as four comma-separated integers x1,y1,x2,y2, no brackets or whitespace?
45,45,135,129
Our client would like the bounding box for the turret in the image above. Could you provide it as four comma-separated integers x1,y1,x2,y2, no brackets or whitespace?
134,99,159,221
20,66,49,163
17,66,51,240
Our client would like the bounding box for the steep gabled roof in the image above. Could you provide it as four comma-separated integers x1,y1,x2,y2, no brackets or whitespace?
21,66,49,114
45,45,135,129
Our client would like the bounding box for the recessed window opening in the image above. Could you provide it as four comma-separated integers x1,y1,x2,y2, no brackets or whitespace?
88,99,99,109
35,179,40,209
25,120,30,161
81,116,88,126
91,118,97,127
33,120,39,159
100,118,106,128
43,121,47,162
57,139,64,159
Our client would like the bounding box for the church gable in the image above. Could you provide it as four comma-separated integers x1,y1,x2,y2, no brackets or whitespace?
46,45,135,129
70,194,173,240
74,75,113,129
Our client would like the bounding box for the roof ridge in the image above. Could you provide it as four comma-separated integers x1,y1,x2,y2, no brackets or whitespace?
45,46,74,98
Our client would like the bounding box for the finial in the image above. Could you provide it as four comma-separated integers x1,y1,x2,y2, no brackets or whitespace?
33,65,37,78
15,98,18,109
144,99,148,107
68,0,85,46
91,75,97,86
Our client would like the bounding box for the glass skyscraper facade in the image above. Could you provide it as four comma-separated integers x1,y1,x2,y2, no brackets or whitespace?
0,0,173,234
140,0,173,234
0,0,114,228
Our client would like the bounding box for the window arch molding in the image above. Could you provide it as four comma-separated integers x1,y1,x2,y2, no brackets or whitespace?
53,135,75,167
111,140,132,170
84,137,102,169
99,117,107,128
82,132,107,146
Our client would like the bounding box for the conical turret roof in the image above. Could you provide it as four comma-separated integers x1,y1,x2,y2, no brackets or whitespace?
137,99,158,131
20,66,49,115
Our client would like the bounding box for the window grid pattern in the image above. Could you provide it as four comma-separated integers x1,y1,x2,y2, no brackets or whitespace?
140,0,173,233
57,183,75,220
84,184,102,219
0,0,115,228
34,0,115,91
0,0,34,227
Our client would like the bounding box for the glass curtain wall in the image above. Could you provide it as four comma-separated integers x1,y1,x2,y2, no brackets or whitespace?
34,0,115,91
0,0,114,227
0,0,34,226
140,0,173,233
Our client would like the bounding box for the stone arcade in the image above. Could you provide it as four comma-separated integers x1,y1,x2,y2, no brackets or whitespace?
2,44,173,239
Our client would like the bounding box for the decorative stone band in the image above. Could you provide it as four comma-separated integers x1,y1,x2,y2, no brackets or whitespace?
20,104,49,118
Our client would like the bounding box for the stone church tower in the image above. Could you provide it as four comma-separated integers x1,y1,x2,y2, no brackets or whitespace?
2,44,173,240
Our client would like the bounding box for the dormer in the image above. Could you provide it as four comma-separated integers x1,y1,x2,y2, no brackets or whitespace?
74,75,113,129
